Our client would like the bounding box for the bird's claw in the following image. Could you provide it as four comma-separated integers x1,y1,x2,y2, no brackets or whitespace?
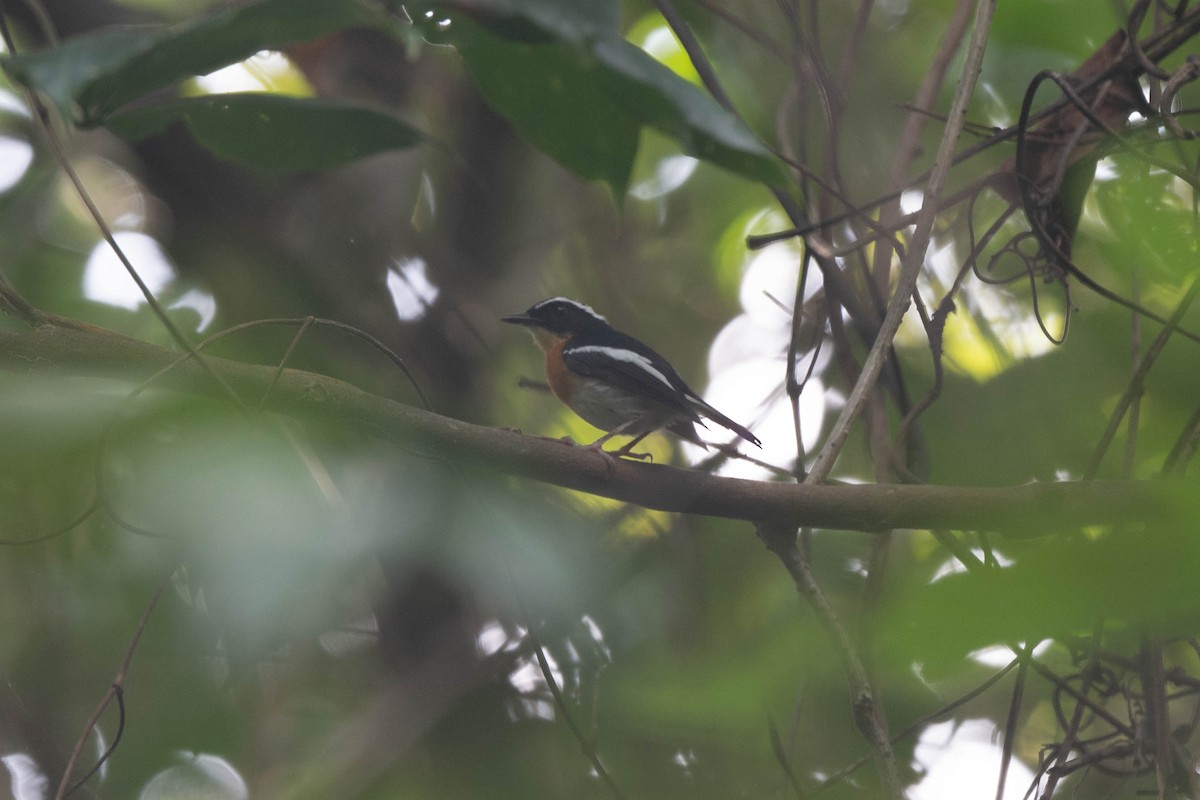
593,446,619,473
549,435,653,472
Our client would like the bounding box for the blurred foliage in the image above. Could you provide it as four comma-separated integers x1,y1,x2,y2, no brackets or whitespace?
3,0,381,120
106,93,426,171
0,1,1199,799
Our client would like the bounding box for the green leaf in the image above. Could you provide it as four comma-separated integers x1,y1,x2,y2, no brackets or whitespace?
429,12,787,195
455,20,639,196
85,0,382,120
410,0,618,43
105,94,424,171
1,27,161,119
3,0,382,123
591,36,787,187
881,521,1200,673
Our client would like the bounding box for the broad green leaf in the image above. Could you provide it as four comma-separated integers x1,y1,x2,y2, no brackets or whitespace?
82,0,383,120
881,519,1200,673
591,36,787,188
440,15,786,196
454,20,639,196
105,93,424,171
408,0,618,43
3,0,382,123
0,27,160,119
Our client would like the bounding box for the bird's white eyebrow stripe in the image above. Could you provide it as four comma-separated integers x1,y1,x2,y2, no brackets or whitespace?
570,345,675,391
533,297,608,323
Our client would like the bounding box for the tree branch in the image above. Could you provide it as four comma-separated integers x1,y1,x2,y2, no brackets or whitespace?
0,319,1181,534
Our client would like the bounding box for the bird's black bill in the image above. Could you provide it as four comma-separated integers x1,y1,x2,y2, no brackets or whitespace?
502,313,535,326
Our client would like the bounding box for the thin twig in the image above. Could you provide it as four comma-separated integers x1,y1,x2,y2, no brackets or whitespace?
653,0,735,113
1123,270,1142,477
872,0,976,474
785,251,817,478
757,521,904,798
526,627,627,800
54,565,176,799
694,0,789,61
807,0,997,483
1084,276,1200,479
813,658,1021,795
768,715,807,798
0,268,45,326
996,648,1031,800
872,0,974,286
1036,632,1103,799
1163,400,1200,474
261,316,316,405
749,5,1200,251
1142,638,1177,799
1028,659,1136,737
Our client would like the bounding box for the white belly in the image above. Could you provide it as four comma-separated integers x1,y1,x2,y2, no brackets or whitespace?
571,378,677,435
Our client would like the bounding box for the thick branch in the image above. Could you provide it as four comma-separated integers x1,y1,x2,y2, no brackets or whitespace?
0,320,1180,534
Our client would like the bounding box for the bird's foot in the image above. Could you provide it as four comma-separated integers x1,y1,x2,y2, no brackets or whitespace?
550,435,652,471
585,440,655,471
610,446,653,462
592,445,620,473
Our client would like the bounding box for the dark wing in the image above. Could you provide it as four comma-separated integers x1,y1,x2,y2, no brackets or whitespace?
562,333,701,420
564,332,760,447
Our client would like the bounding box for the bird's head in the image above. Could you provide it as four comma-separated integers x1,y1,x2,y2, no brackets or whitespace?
503,297,610,349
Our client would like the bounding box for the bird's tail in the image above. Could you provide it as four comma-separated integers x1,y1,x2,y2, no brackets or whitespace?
667,420,707,448
685,395,761,447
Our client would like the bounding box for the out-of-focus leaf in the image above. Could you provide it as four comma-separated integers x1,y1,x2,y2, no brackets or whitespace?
1090,154,1199,284
991,0,1119,60
1,28,160,119
409,0,618,42
105,93,424,171
880,521,1200,673
0,374,113,539
440,15,786,196
84,0,382,120
921,345,1111,485
454,19,639,196
626,11,702,85
2,0,382,122
590,36,786,188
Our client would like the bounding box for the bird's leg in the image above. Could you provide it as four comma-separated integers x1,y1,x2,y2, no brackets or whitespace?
578,419,635,450
552,427,620,449
570,421,653,470
552,422,655,469
609,431,654,462
583,430,621,450
579,421,634,471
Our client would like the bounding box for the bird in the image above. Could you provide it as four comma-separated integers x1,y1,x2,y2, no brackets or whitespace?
503,297,761,459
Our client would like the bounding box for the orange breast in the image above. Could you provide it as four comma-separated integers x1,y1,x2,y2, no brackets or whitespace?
544,336,577,405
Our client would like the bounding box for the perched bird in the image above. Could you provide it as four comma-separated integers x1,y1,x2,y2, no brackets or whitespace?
503,297,761,458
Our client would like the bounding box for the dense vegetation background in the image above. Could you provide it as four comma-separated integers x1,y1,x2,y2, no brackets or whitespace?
2,0,1200,798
